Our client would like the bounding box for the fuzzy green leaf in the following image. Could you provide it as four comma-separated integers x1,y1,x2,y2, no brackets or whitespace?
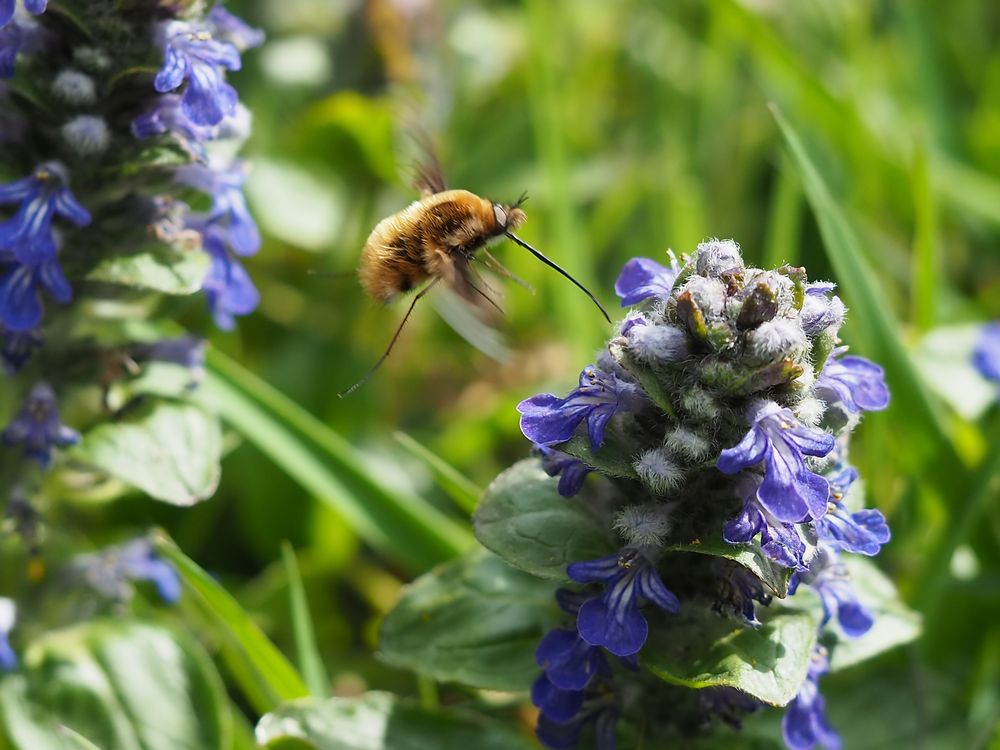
379,550,558,691
560,434,639,480
255,692,537,750
86,243,209,295
0,621,228,750
71,400,221,506
828,556,921,671
642,607,820,706
473,459,615,580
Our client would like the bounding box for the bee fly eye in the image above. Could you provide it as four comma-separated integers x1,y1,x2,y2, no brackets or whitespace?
493,204,507,227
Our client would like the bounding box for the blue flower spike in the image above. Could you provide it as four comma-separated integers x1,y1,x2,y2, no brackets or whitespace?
2,381,79,466
76,537,182,604
782,647,842,750
816,347,890,414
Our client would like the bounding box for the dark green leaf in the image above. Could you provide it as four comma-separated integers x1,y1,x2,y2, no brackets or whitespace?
71,401,222,506
473,459,615,580
0,621,228,750
665,538,793,598
828,557,921,672
379,550,558,691
255,692,537,750
155,533,310,712
642,607,820,706
85,243,209,295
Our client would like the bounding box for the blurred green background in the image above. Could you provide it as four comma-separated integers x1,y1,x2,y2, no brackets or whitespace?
100,0,1000,746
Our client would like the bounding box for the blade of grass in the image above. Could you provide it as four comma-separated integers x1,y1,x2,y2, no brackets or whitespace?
393,431,481,514
280,542,330,699
772,105,957,469
911,139,940,332
154,532,309,712
204,348,474,572
763,152,803,268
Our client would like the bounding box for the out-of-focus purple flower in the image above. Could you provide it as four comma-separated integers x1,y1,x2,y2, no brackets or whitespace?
154,20,241,126
2,381,79,466
568,548,679,657
0,325,40,372
538,445,592,497
0,257,72,330
1,0,46,29
724,476,806,570
717,401,835,523
814,466,890,556
0,21,23,79
197,220,259,329
518,366,642,452
698,687,762,729
714,560,774,627
206,4,264,51
0,162,91,265
534,679,619,750
176,162,259,256
974,322,1000,384
0,597,15,672
133,94,217,150
791,548,873,638
816,347,889,414
75,537,181,604
133,335,206,372
782,647,841,750
614,253,681,307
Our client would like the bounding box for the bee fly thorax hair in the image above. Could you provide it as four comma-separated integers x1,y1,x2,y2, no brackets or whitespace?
506,206,526,230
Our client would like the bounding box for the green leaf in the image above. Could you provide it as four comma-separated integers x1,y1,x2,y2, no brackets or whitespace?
72,401,222,505
281,542,330,699
71,400,222,506
828,557,921,672
642,607,820,706
665,538,793,598
379,550,558,691
0,621,228,750
204,349,473,573
255,692,537,750
394,431,482,515
155,533,309,712
85,243,209,295
560,434,639,480
473,459,615,580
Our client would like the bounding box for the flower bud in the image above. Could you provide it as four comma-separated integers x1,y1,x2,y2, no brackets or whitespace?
62,115,110,155
695,239,743,278
613,504,672,548
664,426,713,462
634,446,684,494
745,319,807,364
625,320,688,366
51,69,96,104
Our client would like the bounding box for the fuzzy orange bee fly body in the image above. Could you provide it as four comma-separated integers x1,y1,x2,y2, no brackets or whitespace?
339,153,611,397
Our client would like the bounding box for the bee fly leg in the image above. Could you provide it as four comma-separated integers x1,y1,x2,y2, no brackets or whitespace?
338,277,442,398
478,249,535,293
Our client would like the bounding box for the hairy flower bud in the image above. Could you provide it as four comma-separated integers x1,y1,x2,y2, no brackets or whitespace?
61,114,110,155
634,446,685,494
51,68,96,104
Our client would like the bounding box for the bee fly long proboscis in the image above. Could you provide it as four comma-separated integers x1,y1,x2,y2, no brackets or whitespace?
338,174,611,397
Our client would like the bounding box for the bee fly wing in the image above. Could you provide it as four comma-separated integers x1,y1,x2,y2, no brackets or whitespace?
402,127,448,197
432,285,511,363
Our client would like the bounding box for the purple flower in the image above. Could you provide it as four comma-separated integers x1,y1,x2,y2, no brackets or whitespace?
814,466,890,556
518,366,641,452
567,548,679,657
614,254,681,307
198,221,260,329
175,162,260,256
154,20,241,127
133,94,217,151
0,21,23,79
534,679,619,750
714,561,774,627
133,335,206,372
816,347,889,413
75,537,181,604
2,381,79,466
536,626,611,691
782,647,841,750
801,283,845,336
0,257,72,331
1,0,45,29
791,548,873,638
0,162,91,264
974,322,1000,384
0,325,40,372
207,4,264,51
724,476,807,570
718,402,835,523
538,445,592,497
0,597,15,672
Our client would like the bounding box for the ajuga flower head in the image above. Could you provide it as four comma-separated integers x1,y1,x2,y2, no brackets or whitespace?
464,240,913,749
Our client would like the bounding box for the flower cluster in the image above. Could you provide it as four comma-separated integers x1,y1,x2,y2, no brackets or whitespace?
0,1,259,670
517,241,892,748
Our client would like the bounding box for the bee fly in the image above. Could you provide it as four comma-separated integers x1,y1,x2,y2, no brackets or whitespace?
339,149,611,397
